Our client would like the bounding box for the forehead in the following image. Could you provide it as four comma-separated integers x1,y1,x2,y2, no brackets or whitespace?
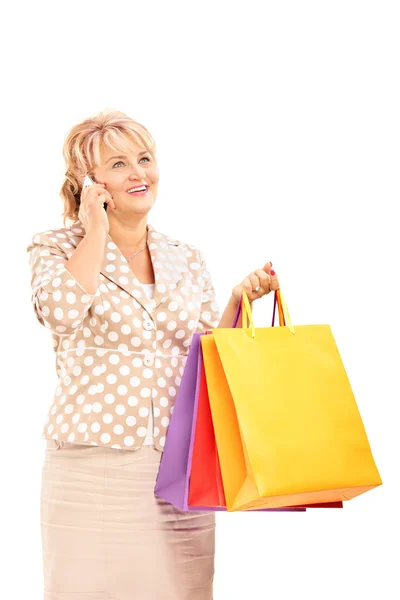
99,138,147,160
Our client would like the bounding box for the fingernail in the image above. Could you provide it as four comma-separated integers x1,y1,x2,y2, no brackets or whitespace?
271,269,275,276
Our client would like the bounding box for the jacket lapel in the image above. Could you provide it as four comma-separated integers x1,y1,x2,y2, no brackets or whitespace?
69,221,186,311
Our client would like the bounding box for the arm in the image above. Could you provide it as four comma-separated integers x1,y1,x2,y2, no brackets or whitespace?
26,228,107,335
194,250,221,333
194,249,252,332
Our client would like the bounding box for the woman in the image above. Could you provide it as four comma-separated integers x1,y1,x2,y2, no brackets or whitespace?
27,109,279,599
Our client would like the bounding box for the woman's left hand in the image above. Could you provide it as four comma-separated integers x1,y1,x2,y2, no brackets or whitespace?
231,261,279,303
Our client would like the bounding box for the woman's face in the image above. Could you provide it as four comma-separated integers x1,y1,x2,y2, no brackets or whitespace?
92,140,159,216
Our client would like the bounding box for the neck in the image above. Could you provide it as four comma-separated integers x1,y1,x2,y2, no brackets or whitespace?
108,215,149,251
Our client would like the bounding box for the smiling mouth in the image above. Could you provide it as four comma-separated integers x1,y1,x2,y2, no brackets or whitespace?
127,187,149,196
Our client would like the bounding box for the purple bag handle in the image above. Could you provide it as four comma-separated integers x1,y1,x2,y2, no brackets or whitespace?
232,290,278,328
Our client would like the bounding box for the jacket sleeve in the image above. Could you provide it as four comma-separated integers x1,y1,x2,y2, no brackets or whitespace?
195,249,221,333
26,231,101,336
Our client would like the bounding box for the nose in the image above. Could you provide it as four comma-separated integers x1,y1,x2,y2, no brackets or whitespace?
128,163,147,181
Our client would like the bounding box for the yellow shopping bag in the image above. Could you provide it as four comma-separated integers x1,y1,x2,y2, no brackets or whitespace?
201,289,382,511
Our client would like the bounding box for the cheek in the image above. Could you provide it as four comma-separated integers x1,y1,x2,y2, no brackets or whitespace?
150,167,160,183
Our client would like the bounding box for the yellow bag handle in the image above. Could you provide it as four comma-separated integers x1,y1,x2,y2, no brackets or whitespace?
241,289,295,338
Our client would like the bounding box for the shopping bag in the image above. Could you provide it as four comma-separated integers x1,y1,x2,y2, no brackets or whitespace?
187,358,226,508
202,288,382,511
154,333,208,511
155,332,306,512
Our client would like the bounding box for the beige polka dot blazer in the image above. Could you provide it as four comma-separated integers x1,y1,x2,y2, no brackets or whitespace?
26,221,221,451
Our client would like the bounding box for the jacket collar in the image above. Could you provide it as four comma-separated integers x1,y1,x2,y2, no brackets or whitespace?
69,220,186,311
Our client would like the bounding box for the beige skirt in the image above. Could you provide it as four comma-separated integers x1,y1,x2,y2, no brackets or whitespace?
40,439,216,600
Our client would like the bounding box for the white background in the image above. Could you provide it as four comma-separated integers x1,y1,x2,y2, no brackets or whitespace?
1,1,398,598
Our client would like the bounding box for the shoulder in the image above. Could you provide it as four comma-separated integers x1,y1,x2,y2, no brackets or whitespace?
26,222,85,254
147,226,205,265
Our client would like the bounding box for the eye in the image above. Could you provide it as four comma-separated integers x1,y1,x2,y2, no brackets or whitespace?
112,156,151,168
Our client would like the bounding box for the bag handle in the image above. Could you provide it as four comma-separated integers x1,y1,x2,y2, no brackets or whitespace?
232,289,295,337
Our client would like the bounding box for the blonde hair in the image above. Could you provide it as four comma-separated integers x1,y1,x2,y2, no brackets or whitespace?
61,109,157,226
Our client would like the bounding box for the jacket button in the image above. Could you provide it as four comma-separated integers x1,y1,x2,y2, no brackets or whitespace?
143,319,155,331
143,355,155,367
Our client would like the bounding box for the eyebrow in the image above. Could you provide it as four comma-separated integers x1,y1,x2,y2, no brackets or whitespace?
105,151,149,164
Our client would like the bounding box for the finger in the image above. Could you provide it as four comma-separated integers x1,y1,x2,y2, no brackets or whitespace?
254,269,271,293
269,269,280,290
248,273,260,291
262,261,273,275
85,189,116,210
99,193,116,210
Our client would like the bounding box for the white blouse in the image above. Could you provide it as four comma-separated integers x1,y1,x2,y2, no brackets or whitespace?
140,283,156,446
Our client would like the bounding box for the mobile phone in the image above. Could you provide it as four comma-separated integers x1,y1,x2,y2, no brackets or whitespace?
82,175,108,211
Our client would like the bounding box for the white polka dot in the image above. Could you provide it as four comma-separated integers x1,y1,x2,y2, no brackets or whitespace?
117,385,128,395
109,354,120,364
92,402,102,413
124,436,134,446
139,407,149,417
54,307,63,320
111,312,121,323
130,376,140,387
103,413,113,424
140,388,151,398
66,292,76,304
101,433,111,443
143,369,153,379
159,436,166,447
52,277,62,289
137,427,147,437
91,422,101,433
113,424,124,435
157,312,167,322
115,404,126,415
104,393,115,404
126,415,136,426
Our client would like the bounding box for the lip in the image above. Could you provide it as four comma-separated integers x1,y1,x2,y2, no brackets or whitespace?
126,184,149,193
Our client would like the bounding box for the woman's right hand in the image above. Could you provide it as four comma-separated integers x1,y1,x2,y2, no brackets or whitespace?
78,182,116,235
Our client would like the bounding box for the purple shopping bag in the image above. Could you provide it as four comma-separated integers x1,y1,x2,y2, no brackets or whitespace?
154,333,207,511
154,332,305,513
